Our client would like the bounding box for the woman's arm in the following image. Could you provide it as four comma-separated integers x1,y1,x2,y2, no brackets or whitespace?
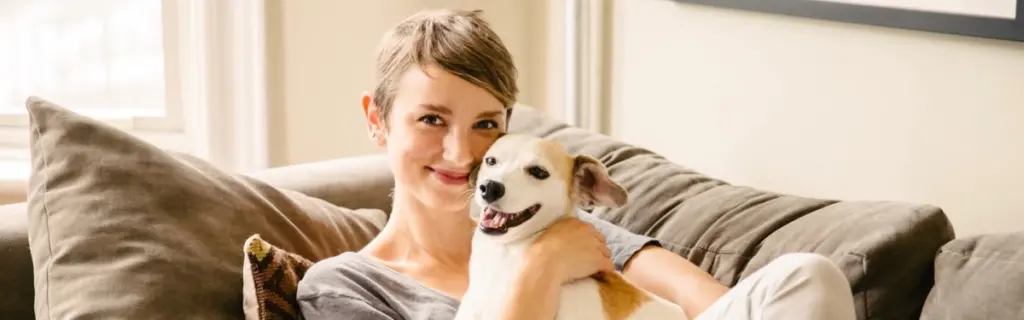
622,245,728,319
501,215,618,320
576,211,728,319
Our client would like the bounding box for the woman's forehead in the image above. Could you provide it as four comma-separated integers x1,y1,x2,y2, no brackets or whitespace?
415,103,504,118
393,65,505,114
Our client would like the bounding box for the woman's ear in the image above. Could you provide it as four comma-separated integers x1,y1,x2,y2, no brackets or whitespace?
362,93,385,147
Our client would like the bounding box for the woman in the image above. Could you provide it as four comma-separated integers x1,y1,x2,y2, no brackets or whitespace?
296,9,857,320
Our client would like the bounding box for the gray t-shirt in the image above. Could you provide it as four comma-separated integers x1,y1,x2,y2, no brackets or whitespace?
296,212,660,320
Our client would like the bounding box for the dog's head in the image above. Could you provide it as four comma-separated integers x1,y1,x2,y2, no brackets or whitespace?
469,134,627,242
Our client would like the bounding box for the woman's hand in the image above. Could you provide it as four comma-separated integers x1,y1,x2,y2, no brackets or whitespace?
497,217,615,320
526,217,615,284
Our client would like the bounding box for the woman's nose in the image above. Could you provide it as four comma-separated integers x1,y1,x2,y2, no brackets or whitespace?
442,131,473,167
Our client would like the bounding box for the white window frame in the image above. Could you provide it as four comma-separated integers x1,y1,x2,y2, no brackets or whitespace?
0,0,268,182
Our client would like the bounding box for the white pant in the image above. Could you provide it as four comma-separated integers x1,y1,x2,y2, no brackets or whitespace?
695,253,857,320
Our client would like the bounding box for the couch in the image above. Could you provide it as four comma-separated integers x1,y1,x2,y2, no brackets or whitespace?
0,98,1018,320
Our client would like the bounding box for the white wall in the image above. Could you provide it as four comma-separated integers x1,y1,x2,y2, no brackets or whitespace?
608,0,1024,237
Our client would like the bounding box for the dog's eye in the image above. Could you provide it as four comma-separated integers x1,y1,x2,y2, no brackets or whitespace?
484,156,497,166
526,165,549,180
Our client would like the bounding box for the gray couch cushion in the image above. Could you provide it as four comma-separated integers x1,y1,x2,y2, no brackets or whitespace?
507,106,956,320
921,233,1024,320
23,97,387,320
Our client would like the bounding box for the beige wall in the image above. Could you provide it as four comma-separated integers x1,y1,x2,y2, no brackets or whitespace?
265,0,554,167
608,1,1024,237
264,0,1024,237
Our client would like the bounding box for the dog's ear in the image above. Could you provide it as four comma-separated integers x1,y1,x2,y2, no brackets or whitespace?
572,155,627,209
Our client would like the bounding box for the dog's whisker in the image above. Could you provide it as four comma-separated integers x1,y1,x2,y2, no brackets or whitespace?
457,188,476,207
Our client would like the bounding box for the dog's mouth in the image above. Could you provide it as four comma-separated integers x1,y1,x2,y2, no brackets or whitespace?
479,204,541,235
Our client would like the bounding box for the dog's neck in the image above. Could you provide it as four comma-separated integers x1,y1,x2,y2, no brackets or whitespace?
465,205,577,296
461,228,538,308
467,227,541,279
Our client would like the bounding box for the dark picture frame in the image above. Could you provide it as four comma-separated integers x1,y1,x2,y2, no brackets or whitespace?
670,0,1024,43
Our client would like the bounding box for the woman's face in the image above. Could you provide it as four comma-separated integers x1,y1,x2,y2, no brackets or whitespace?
363,64,507,213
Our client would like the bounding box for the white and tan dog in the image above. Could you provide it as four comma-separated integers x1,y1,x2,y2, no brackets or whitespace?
455,134,685,320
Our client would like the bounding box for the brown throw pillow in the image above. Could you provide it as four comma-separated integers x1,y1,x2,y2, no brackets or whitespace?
24,97,387,320
242,234,311,320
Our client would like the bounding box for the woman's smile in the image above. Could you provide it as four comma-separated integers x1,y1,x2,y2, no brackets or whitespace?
428,167,471,186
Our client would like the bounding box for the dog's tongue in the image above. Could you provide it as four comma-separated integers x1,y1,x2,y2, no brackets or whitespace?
481,210,508,229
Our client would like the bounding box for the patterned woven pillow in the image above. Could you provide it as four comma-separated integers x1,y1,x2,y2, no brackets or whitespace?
242,234,314,320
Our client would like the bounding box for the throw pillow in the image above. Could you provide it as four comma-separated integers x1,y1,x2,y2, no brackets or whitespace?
24,97,387,320
242,234,310,320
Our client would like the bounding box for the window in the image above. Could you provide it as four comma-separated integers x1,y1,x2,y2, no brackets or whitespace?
0,0,268,181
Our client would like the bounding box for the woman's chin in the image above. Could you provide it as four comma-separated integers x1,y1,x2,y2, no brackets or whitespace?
422,190,472,212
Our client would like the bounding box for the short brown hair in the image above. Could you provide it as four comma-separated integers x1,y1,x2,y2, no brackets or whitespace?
372,9,518,125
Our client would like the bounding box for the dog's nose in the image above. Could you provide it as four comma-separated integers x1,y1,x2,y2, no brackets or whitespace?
479,180,505,203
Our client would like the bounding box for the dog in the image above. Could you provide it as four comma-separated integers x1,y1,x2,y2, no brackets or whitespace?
455,134,686,320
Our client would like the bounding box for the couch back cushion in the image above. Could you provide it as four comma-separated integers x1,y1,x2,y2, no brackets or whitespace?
921,233,1024,319
23,97,387,320
507,105,955,319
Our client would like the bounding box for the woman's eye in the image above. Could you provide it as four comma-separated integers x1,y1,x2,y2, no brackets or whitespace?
419,115,444,126
474,120,499,130
526,166,549,180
